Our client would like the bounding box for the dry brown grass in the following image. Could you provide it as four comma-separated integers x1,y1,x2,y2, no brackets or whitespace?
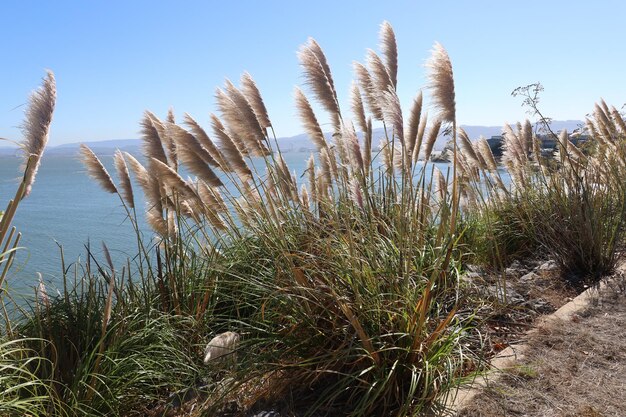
458,282,626,417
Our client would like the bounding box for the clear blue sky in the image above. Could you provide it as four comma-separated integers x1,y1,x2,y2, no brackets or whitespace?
1,0,624,146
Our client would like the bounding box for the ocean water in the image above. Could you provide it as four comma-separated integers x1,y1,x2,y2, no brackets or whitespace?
0,154,148,295
0,150,455,295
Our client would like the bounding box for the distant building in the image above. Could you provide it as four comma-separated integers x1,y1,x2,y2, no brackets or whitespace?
486,131,590,158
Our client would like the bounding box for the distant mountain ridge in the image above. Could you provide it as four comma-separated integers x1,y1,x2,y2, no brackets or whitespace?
0,120,584,157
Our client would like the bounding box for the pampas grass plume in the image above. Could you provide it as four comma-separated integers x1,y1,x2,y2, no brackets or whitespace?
241,72,271,129
426,42,456,124
22,71,56,199
406,92,423,156
113,150,135,208
354,62,384,121
422,119,442,161
80,144,118,194
298,38,342,133
350,83,368,134
379,21,398,89
294,87,328,151
141,112,169,166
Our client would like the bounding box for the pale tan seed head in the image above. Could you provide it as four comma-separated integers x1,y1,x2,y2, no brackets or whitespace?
470,139,489,172
476,137,498,172
354,62,384,121
214,88,248,156
457,128,480,168
151,158,198,201
421,119,442,161
349,177,364,210
306,155,317,204
379,21,398,89
170,123,218,167
198,181,228,214
274,153,299,202
141,112,169,167
169,124,224,187
412,111,429,164
166,107,175,123
594,103,614,138
566,138,586,163
319,147,335,183
315,169,330,202
433,166,447,201
599,99,611,122
182,113,230,171
80,144,117,194
558,129,569,145
123,152,150,192
146,208,167,236
21,71,56,199
210,114,252,180
381,87,404,145
521,119,533,155
113,150,134,208
350,83,368,134
366,50,393,99
294,87,328,151
218,80,268,156
298,38,342,133
300,184,310,209
343,122,365,175
406,92,423,158
241,72,271,129
502,123,523,167
585,118,603,145
531,135,543,164
124,152,163,213
425,42,456,124
363,118,373,176
610,106,626,135
380,137,394,173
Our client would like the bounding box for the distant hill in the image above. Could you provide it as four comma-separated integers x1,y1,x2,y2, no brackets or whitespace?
0,120,585,157
274,120,585,153
0,139,142,157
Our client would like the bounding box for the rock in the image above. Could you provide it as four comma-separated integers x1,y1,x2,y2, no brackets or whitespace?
520,272,540,284
524,298,554,314
505,267,523,277
204,331,240,364
461,272,483,284
466,264,485,274
486,283,525,304
537,260,559,272
248,411,281,417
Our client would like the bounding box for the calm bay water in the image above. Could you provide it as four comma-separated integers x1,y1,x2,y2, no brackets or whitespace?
1,150,455,295
1,154,147,295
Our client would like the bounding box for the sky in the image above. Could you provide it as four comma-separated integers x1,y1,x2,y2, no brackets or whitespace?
1,0,625,146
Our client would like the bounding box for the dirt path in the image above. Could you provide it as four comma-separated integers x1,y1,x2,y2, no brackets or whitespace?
458,280,626,417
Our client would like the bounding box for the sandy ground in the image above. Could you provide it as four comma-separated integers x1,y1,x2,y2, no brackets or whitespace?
457,279,626,417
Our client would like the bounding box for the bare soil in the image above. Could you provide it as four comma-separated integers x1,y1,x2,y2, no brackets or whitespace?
458,278,626,417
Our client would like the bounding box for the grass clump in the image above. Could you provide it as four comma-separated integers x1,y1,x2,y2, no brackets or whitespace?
74,21,479,416
1,72,57,416
457,113,626,287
